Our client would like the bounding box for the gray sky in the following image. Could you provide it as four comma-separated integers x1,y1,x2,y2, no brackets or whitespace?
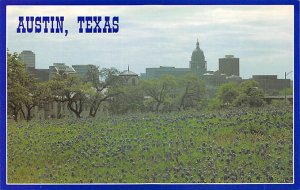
7,5,294,79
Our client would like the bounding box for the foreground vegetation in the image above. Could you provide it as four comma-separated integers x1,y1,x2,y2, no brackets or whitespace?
8,105,293,183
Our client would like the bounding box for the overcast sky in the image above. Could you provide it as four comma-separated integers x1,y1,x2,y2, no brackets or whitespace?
7,5,294,79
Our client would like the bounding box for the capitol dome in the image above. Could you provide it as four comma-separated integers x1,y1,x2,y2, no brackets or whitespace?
189,39,207,74
191,40,205,60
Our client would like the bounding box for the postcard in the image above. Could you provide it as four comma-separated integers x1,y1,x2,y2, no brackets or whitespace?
1,1,299,190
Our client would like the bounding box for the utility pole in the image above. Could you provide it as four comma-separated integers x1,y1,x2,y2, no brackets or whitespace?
285,71,293,104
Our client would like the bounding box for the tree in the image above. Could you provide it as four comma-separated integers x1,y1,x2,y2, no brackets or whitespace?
49,74,93,118
234,80,265,107
216,82,239,106
7,51,31,121
66,82,93,118
87,67,123,117
23,79,51,121
108,85,144,114
176,74,206,110
279,87,293,96
141,75,176,112
207,98,223,110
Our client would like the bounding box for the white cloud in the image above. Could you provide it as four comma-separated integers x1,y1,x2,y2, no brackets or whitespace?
7,5,294,79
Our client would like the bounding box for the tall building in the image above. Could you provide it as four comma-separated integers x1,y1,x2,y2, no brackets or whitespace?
19,50,35,68
189,39,207,75
27,68,49,82
219,55,239,76
49,63,77,79
72,64,99,82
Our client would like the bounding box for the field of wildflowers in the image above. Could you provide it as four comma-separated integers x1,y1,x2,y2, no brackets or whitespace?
7,106,293,183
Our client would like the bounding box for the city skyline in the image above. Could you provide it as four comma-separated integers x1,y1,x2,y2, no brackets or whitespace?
7,5,294,79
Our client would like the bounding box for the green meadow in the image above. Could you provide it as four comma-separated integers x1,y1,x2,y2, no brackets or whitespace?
7,106,293,183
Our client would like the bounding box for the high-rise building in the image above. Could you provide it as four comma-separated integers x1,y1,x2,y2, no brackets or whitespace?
219,55,239,76
72,64,99,82
19,50,35,68
189,39,207,75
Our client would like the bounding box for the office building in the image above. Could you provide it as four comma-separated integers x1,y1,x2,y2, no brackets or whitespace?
251,75,291,92
19,50,35,68
219,55,239,77
49,63,77,79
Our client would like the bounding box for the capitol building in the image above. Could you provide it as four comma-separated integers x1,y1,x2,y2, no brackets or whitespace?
140,39,290,94
140,39,241,86
141,39,208,79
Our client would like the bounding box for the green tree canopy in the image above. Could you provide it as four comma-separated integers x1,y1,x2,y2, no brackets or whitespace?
216,82,239,105
7,51,32,121
176,74,206,110
87,67,123,117
234,80,265,107
141,75,176,112
48,74,94,118
108,84,144,114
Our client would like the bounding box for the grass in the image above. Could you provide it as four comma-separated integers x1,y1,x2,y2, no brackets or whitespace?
7,105,293,183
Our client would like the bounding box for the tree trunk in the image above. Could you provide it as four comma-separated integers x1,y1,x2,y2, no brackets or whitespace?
155,101,161,112
89,101,100,117
25,105,34,122
68,101,82,118
20,108,26,120
26,108,31,121
90,107,98,117
13,107,19,122
180,84,189,110
89,105,95,117
74,112,81,118
88,95,115,117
